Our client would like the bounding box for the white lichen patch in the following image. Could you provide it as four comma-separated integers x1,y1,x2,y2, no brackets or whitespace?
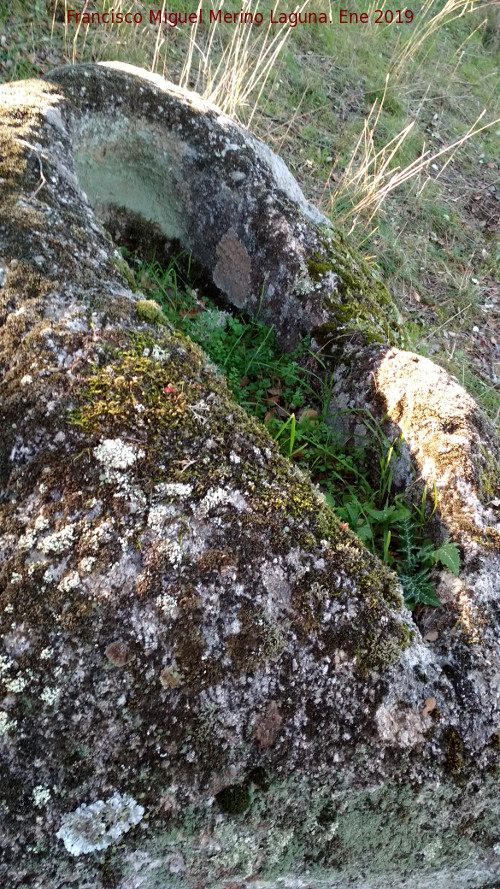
40,686,61,706
155,593,179,618
18,529,37,551
34,515,50,532
40,647,54,660
0,654,28,693
94,438,142,470
55,792,145,855
79,556,96,574
0,711,17,735
147,504,176,531
57,570,80,593
154,482,193,499
85,520,113,551
159,539,182,568
33,786,51,808
20,374,33,386
4,674,27,693
197,486,246,517
39,524,75,555
111,479,147,512
151,343,170,362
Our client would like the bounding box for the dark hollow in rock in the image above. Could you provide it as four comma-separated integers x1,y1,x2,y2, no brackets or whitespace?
215,783,252,815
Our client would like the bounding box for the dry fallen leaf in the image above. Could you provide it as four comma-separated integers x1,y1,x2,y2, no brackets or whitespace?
298,409,319,423
421,696,437,717
179,308,202,318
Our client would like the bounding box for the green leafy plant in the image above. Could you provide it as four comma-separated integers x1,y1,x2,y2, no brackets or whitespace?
392,515,460,610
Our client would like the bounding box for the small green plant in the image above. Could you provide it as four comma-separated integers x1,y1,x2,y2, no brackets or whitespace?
134,256,460,610
334,475,459,610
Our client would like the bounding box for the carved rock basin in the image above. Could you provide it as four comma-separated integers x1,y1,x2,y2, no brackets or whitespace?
0,62,499,889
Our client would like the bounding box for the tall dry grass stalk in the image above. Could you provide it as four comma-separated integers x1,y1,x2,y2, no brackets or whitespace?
56,0,315,124
179,0,312,123
325,81,500,233
390,0,485,75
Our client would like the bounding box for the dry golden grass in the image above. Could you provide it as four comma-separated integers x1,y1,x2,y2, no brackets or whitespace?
49,0,498,226
324,80,499,232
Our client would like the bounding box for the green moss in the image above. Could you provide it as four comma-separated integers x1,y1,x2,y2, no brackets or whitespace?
479,445,500,502
306,258,336,281
308,227,399,351
67,335,192,442
443,726,464,774
356,628,411,674
136,298,167,325
215,782,251,815
357,566,402,611
109,255,137,291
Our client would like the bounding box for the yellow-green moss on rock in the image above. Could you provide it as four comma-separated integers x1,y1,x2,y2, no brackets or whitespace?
136,298,167,326
309,227,399,352
110,255,138,292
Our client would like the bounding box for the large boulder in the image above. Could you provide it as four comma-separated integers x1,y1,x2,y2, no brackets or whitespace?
0,62,499,889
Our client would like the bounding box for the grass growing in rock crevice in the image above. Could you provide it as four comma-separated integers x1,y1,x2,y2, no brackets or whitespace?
135,253,460,610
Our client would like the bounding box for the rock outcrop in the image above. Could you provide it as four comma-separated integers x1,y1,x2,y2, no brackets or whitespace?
0,62,499,889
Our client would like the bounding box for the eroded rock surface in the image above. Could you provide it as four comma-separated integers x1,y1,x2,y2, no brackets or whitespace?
0,63,499,889
327,343,500,645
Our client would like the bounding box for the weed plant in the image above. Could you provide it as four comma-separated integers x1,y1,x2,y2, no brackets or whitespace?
135,254,460,610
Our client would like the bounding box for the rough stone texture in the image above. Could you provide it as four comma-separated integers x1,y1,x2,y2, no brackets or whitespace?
46,61,398,354
327,343,500,644
0,63,499,889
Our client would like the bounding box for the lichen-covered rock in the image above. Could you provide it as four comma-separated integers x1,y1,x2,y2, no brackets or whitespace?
1,63,500,889
327,343,500,644
45,61,398,353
